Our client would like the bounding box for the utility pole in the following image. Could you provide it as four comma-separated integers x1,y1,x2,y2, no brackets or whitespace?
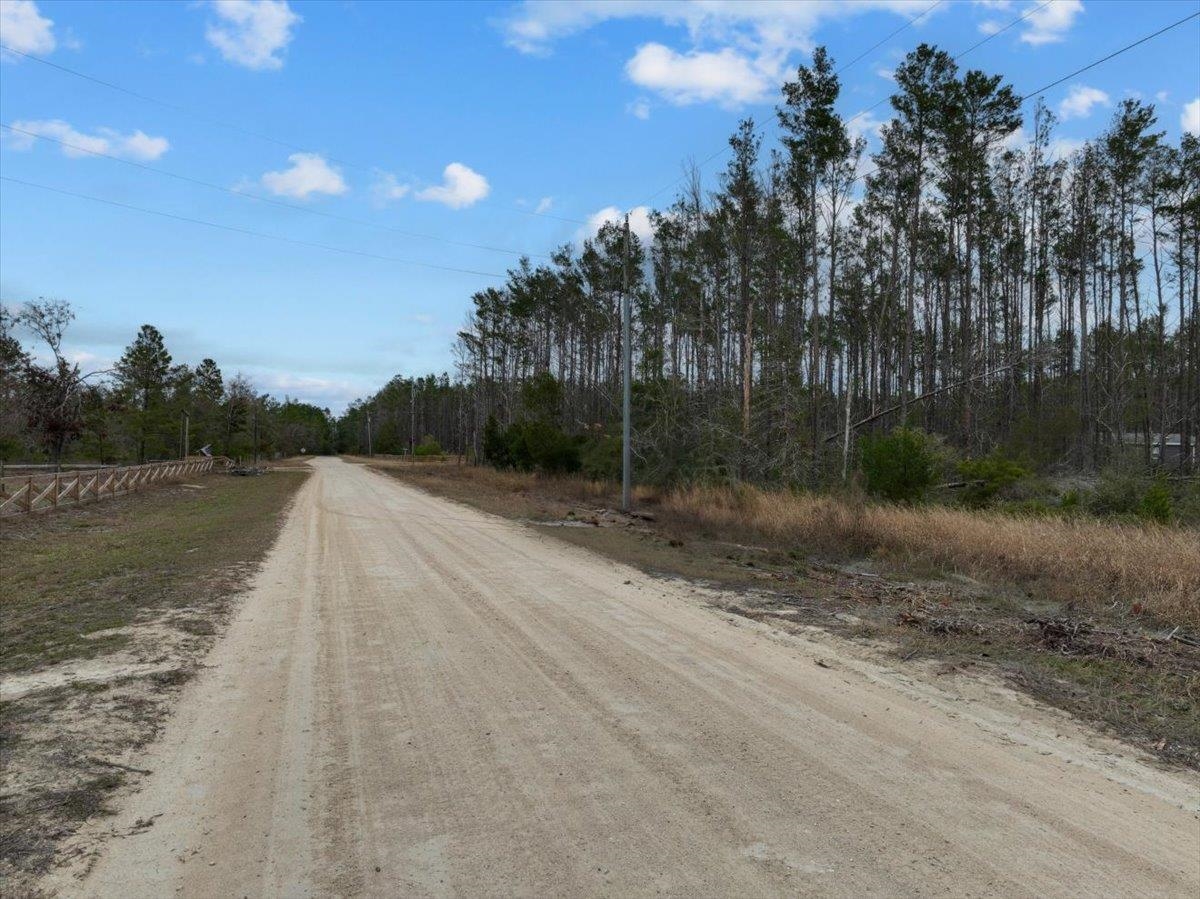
621,213,632,512
365,409,373,457
181,411,190,460
410,379,416,459
252,404,259,467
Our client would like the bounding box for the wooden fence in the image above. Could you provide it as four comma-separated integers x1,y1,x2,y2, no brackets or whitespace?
0,458,217,517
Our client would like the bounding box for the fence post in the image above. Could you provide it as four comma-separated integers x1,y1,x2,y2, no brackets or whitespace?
26,476,33,512
52,473,60,508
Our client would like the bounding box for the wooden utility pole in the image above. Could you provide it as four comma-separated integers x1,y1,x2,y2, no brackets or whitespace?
410,381,416,458
621,213,632,512
365,409,373,457
181,411,190,460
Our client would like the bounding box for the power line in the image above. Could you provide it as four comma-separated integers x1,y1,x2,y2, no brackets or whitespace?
835,0,944,74
635,0,1170,212
0,176,507,279
636,0,951,209
648,6,1199,210
850,8,1200,191
837,2,1056,140
0,43,365,168
1018,9,1199,102
0,42,592,228
952,0,1052,61
0,122,552,261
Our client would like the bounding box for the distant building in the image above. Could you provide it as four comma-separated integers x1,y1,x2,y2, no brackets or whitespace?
1119,432,1197,464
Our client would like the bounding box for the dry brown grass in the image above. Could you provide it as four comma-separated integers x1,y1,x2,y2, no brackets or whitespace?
664,485,1200,630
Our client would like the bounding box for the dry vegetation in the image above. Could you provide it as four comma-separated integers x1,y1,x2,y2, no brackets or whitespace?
663,486,1200,631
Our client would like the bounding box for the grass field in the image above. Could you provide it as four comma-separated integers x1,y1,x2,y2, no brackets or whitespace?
1,470,309,675
362,459,1200,769
0,467,307,892
663,484,1200,630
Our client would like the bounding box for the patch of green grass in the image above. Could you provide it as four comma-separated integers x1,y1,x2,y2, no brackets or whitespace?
0,471,307,675
1016,653,1198,766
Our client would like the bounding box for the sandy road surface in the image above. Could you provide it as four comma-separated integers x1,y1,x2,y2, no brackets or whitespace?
58,457,1199,897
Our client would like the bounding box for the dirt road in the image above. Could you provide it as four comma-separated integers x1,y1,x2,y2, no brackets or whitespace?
58,458,1199,897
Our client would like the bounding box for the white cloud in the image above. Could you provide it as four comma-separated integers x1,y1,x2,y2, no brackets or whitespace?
261,153,347,199
996,127,1083,161
501,1,949,107
253,371,361,410
977,20,1003,36
0,1,55,58
372,171,411,203
501,1,944,57
1058,84,1109,121
121,131,171,160
999,124,1028,152
1020,0,1083,46
6,119,169,160
581,205,653,245
1049,137,1085,160
874,66,894,82
535,196,554,214
1184,98,1200,137
626,42,774,107
415,163,490,209
846,110,887,146
205,0,300,70
627,97,651,120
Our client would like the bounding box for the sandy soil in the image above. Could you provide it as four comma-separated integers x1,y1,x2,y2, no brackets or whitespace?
48,457,1200,897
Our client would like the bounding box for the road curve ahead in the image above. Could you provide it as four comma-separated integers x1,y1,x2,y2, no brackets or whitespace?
66,457,1199,898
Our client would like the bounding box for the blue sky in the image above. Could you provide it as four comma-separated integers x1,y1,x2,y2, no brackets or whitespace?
2,0,1198,412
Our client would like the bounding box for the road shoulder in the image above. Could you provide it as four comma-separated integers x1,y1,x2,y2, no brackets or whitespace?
0,466,309,896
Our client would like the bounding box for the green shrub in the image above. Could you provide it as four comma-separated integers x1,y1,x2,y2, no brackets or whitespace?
494,419,581,474
520,371,563,422
956,453,1030,509
858,428,936,504
1175,482,1200,526
413,434,442,456
581,434,622,481
999,498,1053,517
528,424,581,474
1138,480,1173,524
1086,469,1144,517
482,415,510,468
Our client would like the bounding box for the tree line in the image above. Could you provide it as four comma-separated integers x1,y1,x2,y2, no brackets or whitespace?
335,373,464,457
445,43,1198,485
1,300,334,467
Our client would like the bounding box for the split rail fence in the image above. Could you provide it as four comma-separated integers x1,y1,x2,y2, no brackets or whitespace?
0,458,217,517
